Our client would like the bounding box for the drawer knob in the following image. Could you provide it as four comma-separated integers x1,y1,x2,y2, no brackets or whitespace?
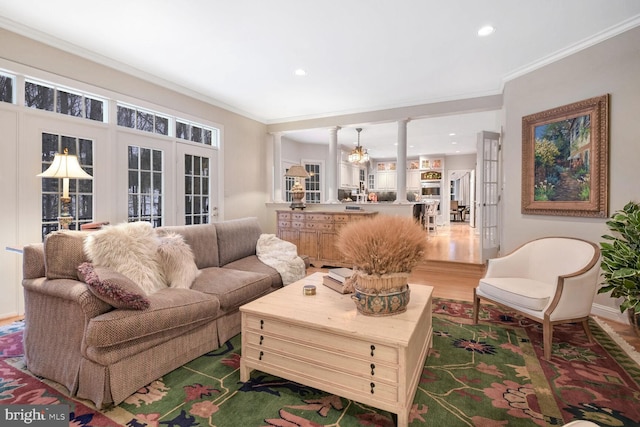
260,320,264,329
259,351,264,360
259,335,264,345
370,344,376,356
370,382,375,394
370,363,375,375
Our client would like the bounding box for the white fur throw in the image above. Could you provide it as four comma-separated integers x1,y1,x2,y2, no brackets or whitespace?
157,232,199,289
84,222,166,294
256,234,306,285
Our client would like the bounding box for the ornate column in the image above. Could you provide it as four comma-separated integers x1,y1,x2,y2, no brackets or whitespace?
395,118,409,203
325,126,341,203
272,132,283,203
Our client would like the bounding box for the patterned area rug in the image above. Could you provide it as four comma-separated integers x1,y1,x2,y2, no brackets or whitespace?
1,300,639,426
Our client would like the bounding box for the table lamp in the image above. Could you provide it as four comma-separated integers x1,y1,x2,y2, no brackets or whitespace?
38,148,93,230
285,165,310,210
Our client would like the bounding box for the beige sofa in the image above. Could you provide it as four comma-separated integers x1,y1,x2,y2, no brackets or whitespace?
22,217,304,409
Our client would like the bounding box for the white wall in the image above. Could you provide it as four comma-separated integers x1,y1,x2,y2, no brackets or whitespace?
501,26,640,322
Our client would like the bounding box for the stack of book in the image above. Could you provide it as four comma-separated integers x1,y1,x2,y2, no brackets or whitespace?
322,267,354,294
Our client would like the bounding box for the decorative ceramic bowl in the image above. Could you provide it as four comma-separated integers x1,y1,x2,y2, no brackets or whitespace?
351,285,411,316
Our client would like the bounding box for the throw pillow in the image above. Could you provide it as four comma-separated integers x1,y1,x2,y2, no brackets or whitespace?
77,262,150,310
83,221,166,294
156,232,199,289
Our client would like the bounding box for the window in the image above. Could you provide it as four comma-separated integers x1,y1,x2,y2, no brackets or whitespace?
117,104,169,136
26,80,105,121
305,163,321,204
176,119,218,147
128,146,164,226
41,133,93,239
0,72,15,104
184,154,210,225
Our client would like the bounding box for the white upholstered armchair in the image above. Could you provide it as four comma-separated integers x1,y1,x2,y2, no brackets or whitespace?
472,237,601,360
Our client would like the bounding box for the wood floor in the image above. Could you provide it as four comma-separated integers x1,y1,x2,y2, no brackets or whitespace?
2,222,639,354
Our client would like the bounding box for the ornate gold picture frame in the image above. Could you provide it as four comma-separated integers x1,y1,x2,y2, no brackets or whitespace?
521,94,609,217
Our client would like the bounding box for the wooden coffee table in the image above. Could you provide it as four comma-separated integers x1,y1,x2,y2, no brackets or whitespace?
240,272,433,427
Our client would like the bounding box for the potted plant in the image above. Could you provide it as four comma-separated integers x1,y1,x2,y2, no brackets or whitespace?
335,215,427,316
598,201,640,333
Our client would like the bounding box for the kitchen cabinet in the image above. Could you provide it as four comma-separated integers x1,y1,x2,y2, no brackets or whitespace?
340,162,360,189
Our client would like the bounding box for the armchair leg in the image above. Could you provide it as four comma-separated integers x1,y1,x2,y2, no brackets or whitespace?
543,322,553,361
472,290,480,325
582,319,594,343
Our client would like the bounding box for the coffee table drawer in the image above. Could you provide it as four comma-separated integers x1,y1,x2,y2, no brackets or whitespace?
244,315,398,363
243,345,398,403
244,331,397,383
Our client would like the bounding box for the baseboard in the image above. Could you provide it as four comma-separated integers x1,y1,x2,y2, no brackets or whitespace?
591,303,628,324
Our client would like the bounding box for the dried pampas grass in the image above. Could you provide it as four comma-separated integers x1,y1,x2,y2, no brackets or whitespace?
336,215,427,277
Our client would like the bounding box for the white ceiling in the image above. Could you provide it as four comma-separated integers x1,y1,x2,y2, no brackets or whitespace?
1,0,639,158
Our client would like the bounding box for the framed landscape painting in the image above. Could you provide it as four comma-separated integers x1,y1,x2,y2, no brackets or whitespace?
521,94,609,217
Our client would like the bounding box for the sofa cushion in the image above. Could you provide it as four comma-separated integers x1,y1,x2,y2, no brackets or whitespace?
477,277,554,311
77,262,150,310
156,223,219,269
44,230,89,280
85,288,220,348
223,255,282,288
214,217,262,266
156,232,199,288
84,222,166,294
192,267,272,311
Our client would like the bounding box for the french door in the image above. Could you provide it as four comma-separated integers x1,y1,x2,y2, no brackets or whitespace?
176,143,219,224
477,131,501,262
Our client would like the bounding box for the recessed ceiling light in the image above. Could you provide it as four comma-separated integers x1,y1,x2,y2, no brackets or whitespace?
294,69,307,76
451,141,458,145
449,133,456,136
478,25,495,37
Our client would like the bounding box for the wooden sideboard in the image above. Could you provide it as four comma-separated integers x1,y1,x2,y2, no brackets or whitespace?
276,210,377,268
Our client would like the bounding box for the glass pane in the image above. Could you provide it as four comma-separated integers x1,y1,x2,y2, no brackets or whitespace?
79,139,93,166
128,171,138,193
194,177,201,194
185,176,193,195
152,150,162,172
185,196,192,214
137,111,154,132
194,196,201,213
85,97,104,121
0,75,13,103
155,116,169,135
128,146,139,169
176,122,188,140
61,136,76,155
204,129,212,145
202,157,209,176
117,106,135,128
141,148,151,171
42,194,58,221
42,133,58,162
78,178,92,193
154,195,162,216
56,90,82,117
194,156,201,175
128,195,138,217
191,126,202,143
25,82,54,111
78,195,92,220
185,155,193,175
153,172,162,193
141,171,151,193
202,177,209,194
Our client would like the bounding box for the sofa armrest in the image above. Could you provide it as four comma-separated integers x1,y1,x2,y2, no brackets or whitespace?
23,243,45,279
23,278,113,319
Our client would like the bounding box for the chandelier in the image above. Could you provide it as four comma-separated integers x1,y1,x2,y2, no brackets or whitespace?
348,128,369,164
